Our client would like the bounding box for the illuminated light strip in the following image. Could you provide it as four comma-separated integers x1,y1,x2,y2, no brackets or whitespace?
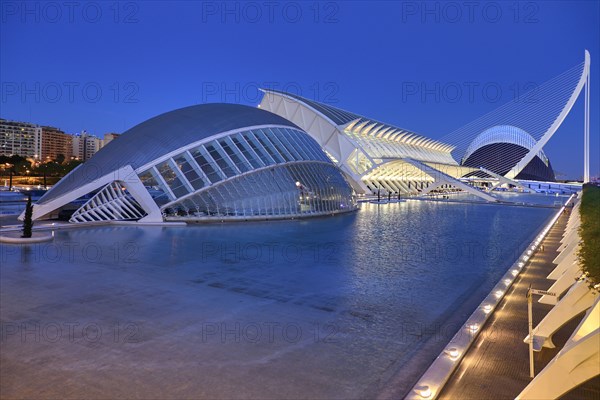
405,193,575,400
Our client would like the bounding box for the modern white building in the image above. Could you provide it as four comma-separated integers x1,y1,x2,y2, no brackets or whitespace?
22,52,592,223
258,51,591,199
26,104,357,223
258,90,498,201
257,52,591,199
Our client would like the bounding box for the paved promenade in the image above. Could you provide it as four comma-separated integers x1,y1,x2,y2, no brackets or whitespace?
439,211,600,399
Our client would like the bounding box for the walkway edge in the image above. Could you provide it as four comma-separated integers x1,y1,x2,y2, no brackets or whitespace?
404,194,575,400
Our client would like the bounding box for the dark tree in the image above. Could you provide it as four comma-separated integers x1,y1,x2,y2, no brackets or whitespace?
22,195,33,238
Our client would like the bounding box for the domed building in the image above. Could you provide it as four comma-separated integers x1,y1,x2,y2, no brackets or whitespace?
461,125,556,182
27,104,357,223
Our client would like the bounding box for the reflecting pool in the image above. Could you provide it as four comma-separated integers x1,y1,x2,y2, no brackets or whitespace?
0,195,562,399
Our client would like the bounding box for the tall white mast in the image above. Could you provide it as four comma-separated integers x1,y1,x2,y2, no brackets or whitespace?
584,50,591,183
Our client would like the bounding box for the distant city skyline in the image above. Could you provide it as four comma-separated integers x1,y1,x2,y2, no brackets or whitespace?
0,117,120,162
0,116,120,136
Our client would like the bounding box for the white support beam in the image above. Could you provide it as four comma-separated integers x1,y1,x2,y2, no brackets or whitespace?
404,158,498,202
584,52,591,183
19,165,161,222
539,262,582,305
524,280,596,350
479,167,534,193
516,297,600,400
551,242,578,269
506,51,590,179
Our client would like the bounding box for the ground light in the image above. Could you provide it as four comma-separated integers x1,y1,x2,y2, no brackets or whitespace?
406,194,575,400
415,385,432,398
445,347,460,359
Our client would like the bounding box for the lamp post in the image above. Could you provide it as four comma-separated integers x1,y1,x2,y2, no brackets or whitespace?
8,163,14,191
526,287,556,378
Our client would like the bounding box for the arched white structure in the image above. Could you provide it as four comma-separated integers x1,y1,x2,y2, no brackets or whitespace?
259,89,496,201
462,125,550,167
440,51,591,182
21,104,357,223
506,51,591,179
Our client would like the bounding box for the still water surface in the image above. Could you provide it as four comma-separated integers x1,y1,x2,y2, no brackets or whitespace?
1,195,565,398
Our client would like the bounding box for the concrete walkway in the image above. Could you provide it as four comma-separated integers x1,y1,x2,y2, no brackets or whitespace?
439,211,600,399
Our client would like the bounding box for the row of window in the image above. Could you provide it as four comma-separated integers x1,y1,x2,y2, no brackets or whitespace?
345,130,454,164
137,127,330,207
163,162,356,219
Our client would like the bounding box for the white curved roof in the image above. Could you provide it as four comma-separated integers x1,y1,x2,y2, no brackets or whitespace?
38,104,299,205
462,125,549,165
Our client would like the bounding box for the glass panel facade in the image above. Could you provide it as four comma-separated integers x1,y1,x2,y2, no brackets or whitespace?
205,142,237,178
191,147,222,183
242,131,274,165
220,138,250,173
230,135,263,169
163,162,355,220
156,161,190,198
138,168,170,205
173,153,205,190
137,126,356,219
253,129,286,163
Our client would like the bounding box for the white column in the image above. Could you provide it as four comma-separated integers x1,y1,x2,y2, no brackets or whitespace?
584,53,590,183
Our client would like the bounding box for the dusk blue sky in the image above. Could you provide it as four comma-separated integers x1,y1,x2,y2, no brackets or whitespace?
1,1,598,179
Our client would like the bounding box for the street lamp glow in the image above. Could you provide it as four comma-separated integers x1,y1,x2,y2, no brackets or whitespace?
495,290,504,298
504,278,511,285
467,323,479,333
483,304,493,314
511,269,518,276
